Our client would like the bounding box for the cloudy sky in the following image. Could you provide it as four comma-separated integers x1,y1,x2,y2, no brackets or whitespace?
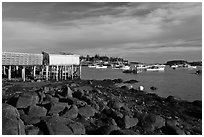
2,2,202,63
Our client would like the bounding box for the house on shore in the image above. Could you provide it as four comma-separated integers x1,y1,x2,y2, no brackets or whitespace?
2,51,81,81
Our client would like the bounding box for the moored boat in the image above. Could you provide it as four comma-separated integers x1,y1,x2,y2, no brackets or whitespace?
146,65,165,71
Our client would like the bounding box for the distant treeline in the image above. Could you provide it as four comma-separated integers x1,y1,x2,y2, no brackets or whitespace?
166,60,202,66
80,54,126,62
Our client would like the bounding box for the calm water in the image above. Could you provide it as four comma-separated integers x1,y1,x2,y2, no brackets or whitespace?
81,66,202,101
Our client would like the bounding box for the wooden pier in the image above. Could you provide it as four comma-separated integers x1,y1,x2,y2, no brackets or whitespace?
2,52,81,81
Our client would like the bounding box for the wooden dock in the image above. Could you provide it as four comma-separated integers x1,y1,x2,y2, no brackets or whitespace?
2,52,81,81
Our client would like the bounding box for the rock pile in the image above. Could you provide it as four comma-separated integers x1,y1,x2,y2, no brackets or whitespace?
2,79,202,135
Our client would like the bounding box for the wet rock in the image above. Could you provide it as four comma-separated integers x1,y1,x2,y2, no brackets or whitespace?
58,86,73,98
164,119,185,135
95,125,120,135
68,122,86,135
45,116,73,135
78,105,96,118
112,78,123,83
150,86,157,90
28,105,47,117
48,102,68,115
110,129,138,135
166,96,176,103
16,92,39,108
108,99,124,110
120,115,138,129
74,86,93,94
141,114,165,132
72,90,84,99
123,79,139,84
2,103,25,135
62,105,78,119
25,125,39,135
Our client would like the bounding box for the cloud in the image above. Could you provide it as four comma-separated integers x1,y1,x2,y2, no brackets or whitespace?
2,2,202,62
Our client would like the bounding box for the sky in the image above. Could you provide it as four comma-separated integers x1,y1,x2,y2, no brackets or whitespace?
2,2,202,63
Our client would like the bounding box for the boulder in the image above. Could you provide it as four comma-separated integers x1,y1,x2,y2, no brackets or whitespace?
25,125,39,135
73,86,93,94
62,105,78,119
45,116,73,135
28,105,47,117
110,129,138,135
68,122,86,135
72,90,84,99
78,105,96,118
96,125,120,135
58,86,73,98
121,115,138,129
141,114,165,132
2,103,25,135
16,92,39,108
48,102,68,115
108,100,124,110
165,119,185,135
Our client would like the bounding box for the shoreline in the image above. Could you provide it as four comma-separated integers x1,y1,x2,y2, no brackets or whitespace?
2,78,202,135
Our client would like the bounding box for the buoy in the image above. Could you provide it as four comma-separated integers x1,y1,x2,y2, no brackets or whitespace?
139,86,144,91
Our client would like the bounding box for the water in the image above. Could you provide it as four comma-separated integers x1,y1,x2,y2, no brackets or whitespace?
81,66,202,102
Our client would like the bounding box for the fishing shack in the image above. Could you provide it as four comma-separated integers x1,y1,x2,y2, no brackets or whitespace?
2,51,81,81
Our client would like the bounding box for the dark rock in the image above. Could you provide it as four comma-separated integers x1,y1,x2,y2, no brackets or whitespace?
108,99,124,110
45,116,73,135
95,125,120,135
123,79,139,84
48,102,68,115
16,92,39,108
28,105,47,117
62,105,78,119
166,96,176,103
2,103,25,135
44,94,59,104
192,100,202,107
68,122,86,135
164,119,185,135
25,125,39,135
110,129,138,135
150,86,157,90
73,90,84,99
141,114,165,132
121,115,138,129
112,78,123,83
73,86,93,94
58,86,73,98
78,105,96,118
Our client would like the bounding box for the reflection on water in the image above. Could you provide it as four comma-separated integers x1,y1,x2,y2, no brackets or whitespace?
81,66,202,101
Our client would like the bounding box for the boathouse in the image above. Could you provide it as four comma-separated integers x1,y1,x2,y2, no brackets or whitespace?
2,51,81,81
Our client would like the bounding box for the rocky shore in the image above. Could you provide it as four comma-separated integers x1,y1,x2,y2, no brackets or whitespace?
2,78,202,135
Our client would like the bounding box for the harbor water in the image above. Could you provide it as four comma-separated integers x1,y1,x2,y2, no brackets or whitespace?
81,66,202,102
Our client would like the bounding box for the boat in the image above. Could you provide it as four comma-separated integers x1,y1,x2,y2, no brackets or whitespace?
136,64,148,70
146,65,165,71
88,64,96,68
171,65,179,69
187,65,197,69
95,65,108,69
121,65,131,70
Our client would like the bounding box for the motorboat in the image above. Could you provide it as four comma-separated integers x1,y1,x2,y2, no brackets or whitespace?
146,65,165,71
121,65,131,70
95,65,108,69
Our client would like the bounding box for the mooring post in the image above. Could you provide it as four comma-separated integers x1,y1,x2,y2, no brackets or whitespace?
64,66,67,80
71,65,74,79
22,66,25,82
56,65,59,81
3,66,6,75
33,66,36,78
46,65,49,80
8,65,11,80
79,65,82,79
